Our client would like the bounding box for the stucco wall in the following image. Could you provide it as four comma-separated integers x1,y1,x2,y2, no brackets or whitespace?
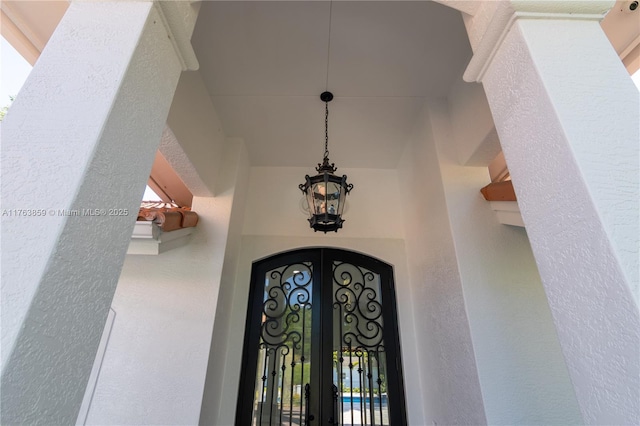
242,166,405,239
84,105,582,425
84,226,218,425
395,99,581,425
479,17,639,424
447,75,500,166
430,99,582,425
397,102,487,425
83,140,250,425
1,2,197,424
198,139,251,424
166,71,227,196
84,100,584,426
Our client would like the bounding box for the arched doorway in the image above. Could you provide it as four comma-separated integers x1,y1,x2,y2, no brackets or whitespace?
235,248,407,425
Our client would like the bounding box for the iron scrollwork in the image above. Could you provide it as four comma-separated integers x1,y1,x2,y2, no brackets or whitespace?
238,250,405,426
256,262,313,425
261,262,313,350
333,261,390,425
333,261,384,350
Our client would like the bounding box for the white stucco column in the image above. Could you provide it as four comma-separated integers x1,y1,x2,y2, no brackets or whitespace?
1,1,199,424
464,1,639,424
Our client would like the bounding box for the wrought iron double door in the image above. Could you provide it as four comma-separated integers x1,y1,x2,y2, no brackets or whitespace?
236,248,407,426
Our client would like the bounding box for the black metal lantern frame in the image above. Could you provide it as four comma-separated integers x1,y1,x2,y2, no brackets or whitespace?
299,92,353,233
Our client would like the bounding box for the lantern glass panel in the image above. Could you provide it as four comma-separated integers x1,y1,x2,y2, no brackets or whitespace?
337,183,347,216
305,186,316,219
311,181,327,214
325,181,341,216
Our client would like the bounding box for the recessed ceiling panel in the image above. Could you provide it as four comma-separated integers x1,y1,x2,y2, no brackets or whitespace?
213,95,425,168
193,1,331,96
191,1,472,168
328,1,471,97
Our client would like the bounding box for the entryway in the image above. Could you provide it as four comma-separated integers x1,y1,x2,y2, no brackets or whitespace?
235,248,407,425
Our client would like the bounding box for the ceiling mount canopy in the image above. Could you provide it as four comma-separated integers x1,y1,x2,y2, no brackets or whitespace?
299,92,353,233
320,91,333,103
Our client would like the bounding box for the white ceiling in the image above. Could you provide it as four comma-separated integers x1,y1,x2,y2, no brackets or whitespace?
191,1,472,169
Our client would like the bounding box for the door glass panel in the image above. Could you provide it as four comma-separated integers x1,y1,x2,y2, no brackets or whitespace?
252,262,313,425
238,249,406,426
332,261,390,426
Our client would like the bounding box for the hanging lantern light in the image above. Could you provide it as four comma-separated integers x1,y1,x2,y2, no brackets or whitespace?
299,92,353,233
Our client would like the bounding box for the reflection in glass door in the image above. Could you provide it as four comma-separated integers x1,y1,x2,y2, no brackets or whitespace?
332,262,389,425
252,262,314,425
236,248,407,426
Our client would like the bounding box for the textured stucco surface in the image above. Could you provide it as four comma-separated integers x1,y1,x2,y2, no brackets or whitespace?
397,102,487,425
1,2,188,424
10,2,634,425
85,140,249,425
84,201,222,425
431,99,582,425
159,126,213,198
85,139,249,425
482,18,640,424
447,77,500,166
166,70,227,197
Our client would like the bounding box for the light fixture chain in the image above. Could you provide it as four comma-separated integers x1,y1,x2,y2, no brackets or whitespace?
325,1,333,91
324,101,329,159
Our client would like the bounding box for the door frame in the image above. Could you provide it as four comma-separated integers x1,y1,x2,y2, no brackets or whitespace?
235,247,408,425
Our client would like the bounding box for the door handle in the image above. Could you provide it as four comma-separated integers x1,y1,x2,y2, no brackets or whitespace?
305,383,314,424
327,384,339,425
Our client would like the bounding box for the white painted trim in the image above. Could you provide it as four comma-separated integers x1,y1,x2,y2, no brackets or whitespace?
154,2,199,71
76,308,116,426
0,2,46,52
433,0,481,16
0,8,40,65
128,221,194,255
464,10,605,83
131,221,161,239
620,33,640,59
488,201,525,227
